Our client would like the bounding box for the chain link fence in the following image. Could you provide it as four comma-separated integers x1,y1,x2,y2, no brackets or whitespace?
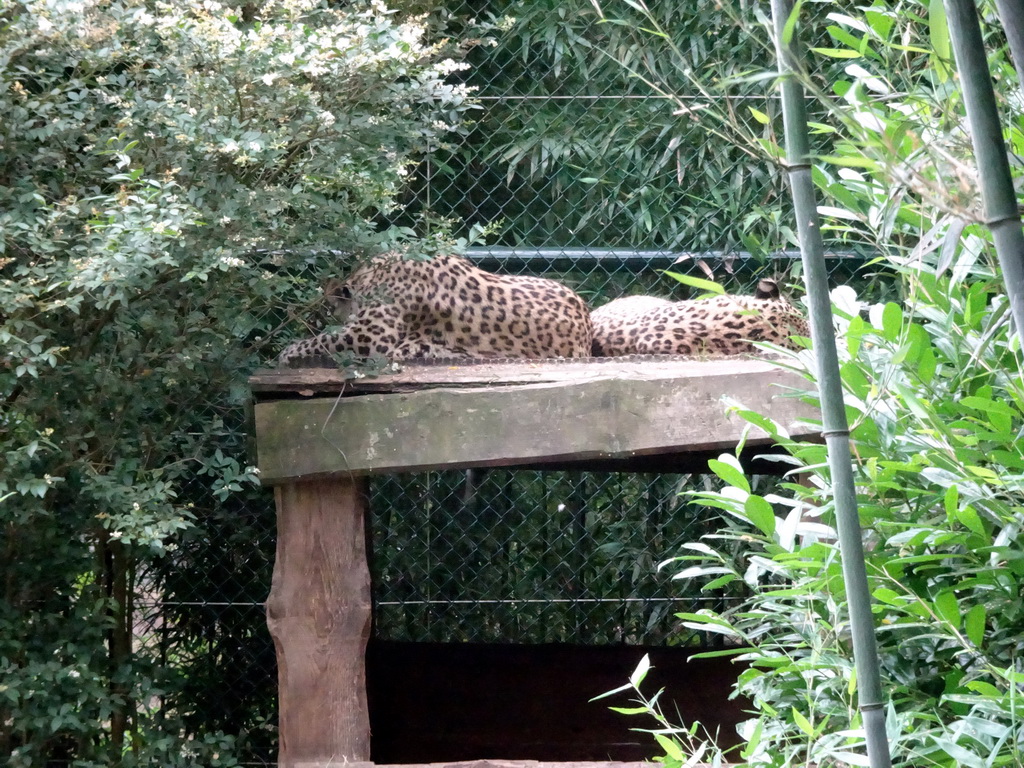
370,469,746,646
137,0,889,763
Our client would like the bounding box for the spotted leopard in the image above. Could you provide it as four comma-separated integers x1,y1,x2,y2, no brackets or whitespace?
278,253,594,365
591,279,808,357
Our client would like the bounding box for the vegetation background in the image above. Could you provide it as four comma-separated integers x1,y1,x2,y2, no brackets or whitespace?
4,0,1023,766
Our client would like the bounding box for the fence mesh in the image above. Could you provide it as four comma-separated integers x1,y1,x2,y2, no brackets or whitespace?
370,469,750,647
137,0,890,763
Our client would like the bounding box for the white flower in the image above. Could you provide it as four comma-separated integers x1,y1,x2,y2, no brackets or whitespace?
436,58,469,75
38,16,54,32
261,73,277,85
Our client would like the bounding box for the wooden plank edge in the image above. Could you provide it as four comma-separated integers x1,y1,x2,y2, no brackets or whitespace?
249,357,801,397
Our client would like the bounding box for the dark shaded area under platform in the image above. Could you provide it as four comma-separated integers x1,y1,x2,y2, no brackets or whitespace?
368,641,748,764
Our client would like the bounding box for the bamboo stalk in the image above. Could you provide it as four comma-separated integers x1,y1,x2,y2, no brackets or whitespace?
944,0,1024,336
992,0,1024,89
768,1,893,766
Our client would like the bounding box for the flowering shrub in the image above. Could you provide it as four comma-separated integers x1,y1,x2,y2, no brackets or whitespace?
0,0,483,763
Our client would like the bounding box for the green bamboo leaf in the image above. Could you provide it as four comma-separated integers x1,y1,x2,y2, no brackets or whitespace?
1003,667,1024,684
964,604,986,646
918,344,937,380
807,121,838,134
740,720,764,760
707,454,750,491
819,154,881,169
749,106,770,125
881,302,903,340
943,484,959,519
590,682,634,701
662,270,726,294
826,25,866,51
966,681,1001,696
689,647,750,660
928,0,952,82
873,587,902,605
781,0,804,46
864,9,895,38
702,573,739,590
654,734,685,762
609,706,652,715
966,465,1000,481
629,654,651,688
744,495,777,537
937,218,966,274
934,590,960,627
674,612,739,636
960,395,1016,414
792,707,815,736
810,47,863,58
890,43,932,53
955,505,986,537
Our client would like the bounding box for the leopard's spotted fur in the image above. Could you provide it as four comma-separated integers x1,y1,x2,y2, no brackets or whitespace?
278,253,593,365
591,279,807,357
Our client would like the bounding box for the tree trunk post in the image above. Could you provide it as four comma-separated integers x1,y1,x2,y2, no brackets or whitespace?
266,477,372,768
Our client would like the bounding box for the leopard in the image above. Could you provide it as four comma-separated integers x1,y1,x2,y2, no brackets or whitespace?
590,278,808,357
278,253,594,365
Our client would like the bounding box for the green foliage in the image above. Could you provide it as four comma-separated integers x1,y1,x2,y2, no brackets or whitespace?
648,270,1024,767
393,0,794,257
0,0,482,763
592,0,1024,766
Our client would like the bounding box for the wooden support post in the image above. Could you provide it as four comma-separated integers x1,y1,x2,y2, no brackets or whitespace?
266,478,372,768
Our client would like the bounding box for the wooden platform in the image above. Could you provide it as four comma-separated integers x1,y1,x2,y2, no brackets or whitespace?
250,357,818,767
250,357,819,483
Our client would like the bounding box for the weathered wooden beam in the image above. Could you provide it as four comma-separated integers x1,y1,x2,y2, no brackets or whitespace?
253,359,817,483
265,478,372,766
250,357,780,396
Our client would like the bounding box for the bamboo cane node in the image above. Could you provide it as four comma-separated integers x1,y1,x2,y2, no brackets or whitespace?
985,212,1022,229
820,428,851,439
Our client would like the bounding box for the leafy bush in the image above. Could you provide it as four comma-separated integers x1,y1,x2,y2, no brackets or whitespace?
593,0,1024,766
392,0,797,257
656,270,1024,767
0,0,482,763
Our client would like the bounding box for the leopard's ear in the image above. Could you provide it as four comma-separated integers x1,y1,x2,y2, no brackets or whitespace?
754,278,781,301
323,278,351,302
